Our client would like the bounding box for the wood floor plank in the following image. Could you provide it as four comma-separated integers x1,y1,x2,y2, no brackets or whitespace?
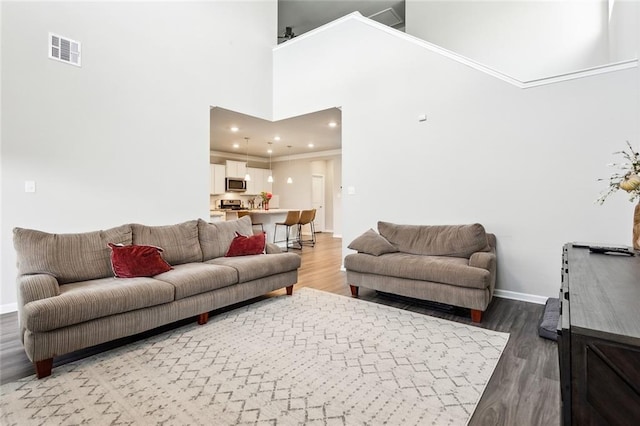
0,232,560,425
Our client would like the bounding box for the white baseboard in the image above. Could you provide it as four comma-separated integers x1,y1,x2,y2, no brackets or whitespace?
333,234,342,238
1,303,18,314
493,289,548,305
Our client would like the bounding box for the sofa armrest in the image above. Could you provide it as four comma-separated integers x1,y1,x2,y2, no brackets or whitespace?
469,252,496,271
17,274,60,340
19,274,60,306
265,243,282,254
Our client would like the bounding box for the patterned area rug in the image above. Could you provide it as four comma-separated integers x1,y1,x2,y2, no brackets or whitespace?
1,288,509,425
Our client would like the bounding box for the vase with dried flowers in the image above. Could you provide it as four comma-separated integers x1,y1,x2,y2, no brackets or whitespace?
597,141,640,250
260,191,272,210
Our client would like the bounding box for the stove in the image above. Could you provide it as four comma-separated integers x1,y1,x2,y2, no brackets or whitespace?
220,199,243,210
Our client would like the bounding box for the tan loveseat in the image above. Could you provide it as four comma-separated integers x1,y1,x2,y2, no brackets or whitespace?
13,216,301,378
344,222,496,323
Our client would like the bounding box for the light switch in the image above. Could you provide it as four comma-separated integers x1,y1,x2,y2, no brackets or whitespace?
25,180,36,193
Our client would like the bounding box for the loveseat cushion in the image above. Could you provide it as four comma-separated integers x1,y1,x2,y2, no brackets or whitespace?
153,263,238,300
13,225,132,284
344,252,491,290
198,217,253,261
378,222,490,258
22,276,175,332
131,220,202,265
208,252,301,283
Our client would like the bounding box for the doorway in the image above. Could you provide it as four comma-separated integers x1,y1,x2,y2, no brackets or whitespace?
311,174,325,232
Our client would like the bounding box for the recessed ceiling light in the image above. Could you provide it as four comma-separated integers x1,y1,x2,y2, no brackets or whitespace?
308,143,314,148
230,126,239,132
274,136,281,141
328,121,337,128
232,143,240,149
267,149,273,154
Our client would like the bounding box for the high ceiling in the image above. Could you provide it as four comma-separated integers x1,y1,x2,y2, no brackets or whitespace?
210,2,405,161
278,0,405,40
210,107,342,159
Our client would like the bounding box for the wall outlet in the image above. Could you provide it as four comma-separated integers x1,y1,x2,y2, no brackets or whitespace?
25,181,36,193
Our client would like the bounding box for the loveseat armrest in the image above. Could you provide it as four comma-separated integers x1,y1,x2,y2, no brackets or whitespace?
265,243,282,254
469,252,496,272
18,274,60,306
469,251,497,298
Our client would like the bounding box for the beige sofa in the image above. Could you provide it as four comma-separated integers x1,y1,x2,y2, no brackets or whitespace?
344,222,496,323
13,216,301,378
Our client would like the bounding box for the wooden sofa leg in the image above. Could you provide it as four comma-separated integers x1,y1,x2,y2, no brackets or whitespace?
35,358,53,379
197,312,209,325
470,309,483,323
350,285,359,297
286,285,293,295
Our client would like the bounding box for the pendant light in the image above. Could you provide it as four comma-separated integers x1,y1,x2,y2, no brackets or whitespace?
267,142,274,183
286,145,293,184
244,137,251,181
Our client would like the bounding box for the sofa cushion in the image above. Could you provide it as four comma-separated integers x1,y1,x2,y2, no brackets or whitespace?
131,220,202,265
13,225,132,284
378,222,490,258
226,232,266,257
198,217,253,261
344,252,491,290
22,276,175,332
108,243,173,278
208,252,301,284
348,228,398,256
153,263,238,300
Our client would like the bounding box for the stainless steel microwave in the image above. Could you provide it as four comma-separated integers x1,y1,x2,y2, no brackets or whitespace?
225,177,246,192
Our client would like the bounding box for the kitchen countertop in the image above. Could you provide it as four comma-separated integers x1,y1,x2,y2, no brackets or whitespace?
211,209,290,214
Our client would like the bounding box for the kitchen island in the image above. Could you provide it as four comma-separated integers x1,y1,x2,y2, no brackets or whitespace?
212,209,298,249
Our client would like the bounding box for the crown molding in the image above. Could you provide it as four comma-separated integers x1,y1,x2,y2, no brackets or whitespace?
210,149,341,163
274,11,638,89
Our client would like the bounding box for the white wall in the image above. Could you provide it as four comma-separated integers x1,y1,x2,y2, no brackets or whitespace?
0,1,277,311
271,154,341,235
609,0,640,61
273,17,639,299
406,0,637,82
329,157,342,237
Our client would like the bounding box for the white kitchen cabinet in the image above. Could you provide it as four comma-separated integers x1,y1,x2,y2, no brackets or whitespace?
210,164,226,194
245,168,272,195
262,169,273,194
245,167,260,195
225,160,247,178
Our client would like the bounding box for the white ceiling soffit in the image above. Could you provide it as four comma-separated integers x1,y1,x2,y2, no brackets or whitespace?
367,7,403,27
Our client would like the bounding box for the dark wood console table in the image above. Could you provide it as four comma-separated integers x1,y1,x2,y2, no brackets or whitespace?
558,244,640,425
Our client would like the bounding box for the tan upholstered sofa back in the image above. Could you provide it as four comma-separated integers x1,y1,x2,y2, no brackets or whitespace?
13,225,133,284
377,222,491,258
14,217,255,285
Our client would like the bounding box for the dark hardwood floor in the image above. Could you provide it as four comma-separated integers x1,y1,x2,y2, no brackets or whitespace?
0,233,560,425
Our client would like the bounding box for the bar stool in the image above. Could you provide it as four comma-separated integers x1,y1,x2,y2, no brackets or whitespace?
274,210,301,251
297,209,316,247
237,211,264,234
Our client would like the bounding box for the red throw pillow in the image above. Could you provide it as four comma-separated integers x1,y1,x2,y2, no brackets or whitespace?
108,243,172,278
225,232,266,257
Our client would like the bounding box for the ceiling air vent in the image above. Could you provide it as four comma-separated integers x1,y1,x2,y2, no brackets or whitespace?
367,8,403,28
49,33,81,67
